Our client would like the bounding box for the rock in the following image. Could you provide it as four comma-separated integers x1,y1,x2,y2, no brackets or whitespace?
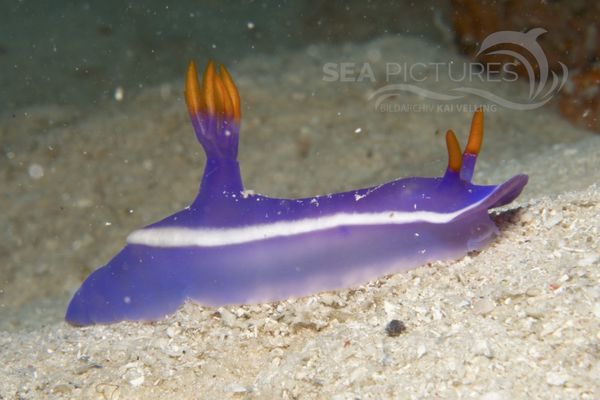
472,299,495,315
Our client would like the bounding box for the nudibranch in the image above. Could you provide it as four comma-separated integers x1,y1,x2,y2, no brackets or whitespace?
65,60,528,326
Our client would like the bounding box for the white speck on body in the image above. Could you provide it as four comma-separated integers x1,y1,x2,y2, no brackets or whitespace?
241,189,255,198
355,183,384,201
354,127,362,134
123,296,131,304
354,192,366,201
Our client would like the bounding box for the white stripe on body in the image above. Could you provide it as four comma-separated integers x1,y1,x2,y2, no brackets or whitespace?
127,195,488,248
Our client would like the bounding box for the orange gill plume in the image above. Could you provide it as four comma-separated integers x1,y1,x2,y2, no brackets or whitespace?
185,60,241,122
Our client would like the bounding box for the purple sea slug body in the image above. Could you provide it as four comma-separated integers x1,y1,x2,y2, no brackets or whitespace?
65,60,528,326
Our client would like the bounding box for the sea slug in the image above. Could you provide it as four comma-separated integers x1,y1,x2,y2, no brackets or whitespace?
65,60,528,325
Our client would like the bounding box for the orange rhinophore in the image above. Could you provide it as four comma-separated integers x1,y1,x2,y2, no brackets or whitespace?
185,59,241,122
465,108,483,155
445,129,462,172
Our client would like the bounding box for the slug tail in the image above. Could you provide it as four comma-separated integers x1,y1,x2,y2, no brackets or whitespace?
185,60,241,160
460,108,484,182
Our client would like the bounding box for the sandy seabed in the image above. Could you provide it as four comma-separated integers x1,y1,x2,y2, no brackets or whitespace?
1,35,599,399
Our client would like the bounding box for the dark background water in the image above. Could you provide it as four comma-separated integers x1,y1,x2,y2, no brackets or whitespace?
0,0,446,111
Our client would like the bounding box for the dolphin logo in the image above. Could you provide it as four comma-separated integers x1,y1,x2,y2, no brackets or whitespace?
476,28,568,102
368,28,568,111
